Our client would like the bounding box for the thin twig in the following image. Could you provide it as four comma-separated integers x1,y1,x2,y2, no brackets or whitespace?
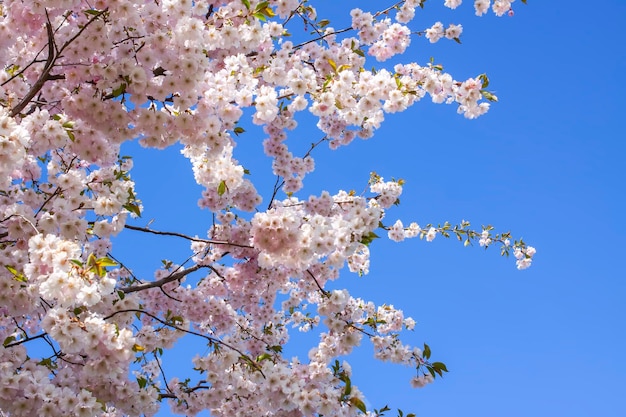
307,269,329,297
292,27,353,50
103,308,264,376
124,224,253,248
3,332,48,348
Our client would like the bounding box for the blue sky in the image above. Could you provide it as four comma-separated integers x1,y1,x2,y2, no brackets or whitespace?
113,1,626,416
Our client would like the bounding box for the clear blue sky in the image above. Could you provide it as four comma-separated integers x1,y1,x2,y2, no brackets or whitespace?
112,1,626,416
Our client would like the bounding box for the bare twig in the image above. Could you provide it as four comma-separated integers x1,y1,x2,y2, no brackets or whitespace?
292,27,353,50
307,269,329,297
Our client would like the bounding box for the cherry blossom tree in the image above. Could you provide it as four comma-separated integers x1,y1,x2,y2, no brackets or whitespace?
0,0,536,416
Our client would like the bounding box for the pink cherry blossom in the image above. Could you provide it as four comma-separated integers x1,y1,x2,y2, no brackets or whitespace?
0,1,533,416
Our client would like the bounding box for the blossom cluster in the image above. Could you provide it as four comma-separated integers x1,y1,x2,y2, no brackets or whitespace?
0,1,531,416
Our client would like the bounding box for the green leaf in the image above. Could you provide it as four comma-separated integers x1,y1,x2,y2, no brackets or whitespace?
423,343,431,360
337,64,351,73
112,83,127,98
137,376,148,389
328,59,337,72
86,253,117,277
481,90,498,102
84,9,104,16
97,256,118,268
253,1,275,20
432,361,448,372
123,203,142,217
343,376,352,396
217,180,227,196
5,265,27,282
3,335,16,347
350,397,367,413
241,0,250,10
6,64,21,77
263,6,275,18
38,357,57,369
256,1,270,11
478,73,489,88
234,126,245,136
318,19,330,28
360,231,380,247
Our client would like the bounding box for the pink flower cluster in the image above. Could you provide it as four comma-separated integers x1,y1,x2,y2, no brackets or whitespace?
251,190,382,272
0,0,531,416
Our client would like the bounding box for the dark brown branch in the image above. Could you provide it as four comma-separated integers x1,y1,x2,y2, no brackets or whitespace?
9,22,55,117
103,308,263,376
124,224,253,248
119,263,206,294
292,27,353,50
9,9,108,117
3,332,48,348
307,269,330,296
159,382,211,399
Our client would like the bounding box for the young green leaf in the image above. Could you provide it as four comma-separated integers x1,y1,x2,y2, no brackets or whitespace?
123,203,142,217
350,397,367,413
3,335,16,347
423,343,431,360
217,180,227,196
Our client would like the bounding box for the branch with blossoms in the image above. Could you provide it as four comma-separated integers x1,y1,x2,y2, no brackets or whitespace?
9,8,109,117
383,218,537,270
123,224,253,248
365,172,535,269
0,1,535,416
103,308,266,377
268,134,328,208
341,310,449,387
119,263,208,294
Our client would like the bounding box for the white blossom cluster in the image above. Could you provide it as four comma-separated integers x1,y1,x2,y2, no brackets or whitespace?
0,0,530,416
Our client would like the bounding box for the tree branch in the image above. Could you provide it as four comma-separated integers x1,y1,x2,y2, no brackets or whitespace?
3,332,48,348
9,9,108,117
119,263,206,294
103,308,264,376
124,224,253,248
